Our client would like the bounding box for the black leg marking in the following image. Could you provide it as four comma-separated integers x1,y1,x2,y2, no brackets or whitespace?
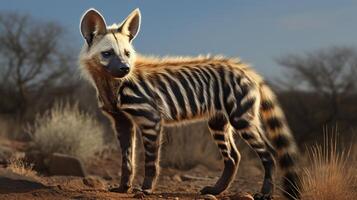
106,111,135,193
140,123,162,194
238,128,275,199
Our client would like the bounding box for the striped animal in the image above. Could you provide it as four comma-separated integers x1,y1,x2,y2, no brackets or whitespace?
79,8,300,200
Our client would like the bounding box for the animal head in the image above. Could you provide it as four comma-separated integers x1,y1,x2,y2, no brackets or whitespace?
79,8,141,79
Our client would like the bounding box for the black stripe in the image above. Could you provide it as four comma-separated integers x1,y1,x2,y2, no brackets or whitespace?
257,151,272,159
171,70,198,116
232,76,246,109
137,73,154,99
120,95,149,105
240,78,251,97
221,151,229,157
208,114,228,131
214,134,225,141
153,75,178,120
120,81,143,96
279,153,295,169
236,97,256,117
196,67,212,110
206,66,222,110
250,142,265,149
241,132,255,140
218,144,227,150
222,70,234,113
261,100,275,111
144,143,156,153
231,118,250,130
180,69,197,90
145,153,157,162
188,68,206,111
142,133,157,141
141,124,157,130
122,108,158,121
112,32,119,46
161,73,187,118
119,82,154,106
273,135,290,150
267,117,284,130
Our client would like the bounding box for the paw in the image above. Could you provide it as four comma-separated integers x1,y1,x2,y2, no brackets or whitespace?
253,193,272,200
131,187,153,197
200,186,221,195
109,184,131,193
142,189,153,195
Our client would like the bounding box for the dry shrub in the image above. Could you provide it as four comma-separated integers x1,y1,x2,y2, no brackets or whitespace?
299,130,357,200
29,103,104,160
7,154,37,177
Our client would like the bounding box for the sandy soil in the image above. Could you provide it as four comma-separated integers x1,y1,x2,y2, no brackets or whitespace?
0,138,284,200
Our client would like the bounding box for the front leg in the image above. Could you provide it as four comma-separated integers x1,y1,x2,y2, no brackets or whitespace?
140,121,162,194
104,110,135,193
122,108,162,194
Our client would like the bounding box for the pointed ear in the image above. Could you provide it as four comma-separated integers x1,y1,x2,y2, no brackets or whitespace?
118,8,141,42
80,8,107,46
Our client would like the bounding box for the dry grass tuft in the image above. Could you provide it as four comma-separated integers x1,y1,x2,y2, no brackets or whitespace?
299,128,357,200
29,102,104,160
7,154,37,177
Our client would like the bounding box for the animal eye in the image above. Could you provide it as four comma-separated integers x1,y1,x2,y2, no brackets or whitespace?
124,49,130,57
101,50,114,58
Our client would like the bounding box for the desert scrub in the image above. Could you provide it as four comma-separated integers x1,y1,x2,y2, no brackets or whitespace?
30,103,104,160
8,154,37,177
299,131,357,200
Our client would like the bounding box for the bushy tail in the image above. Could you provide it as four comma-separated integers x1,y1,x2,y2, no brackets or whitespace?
259,83,300,199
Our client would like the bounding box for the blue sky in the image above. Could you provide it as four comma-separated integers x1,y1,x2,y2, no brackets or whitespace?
1,0,357,79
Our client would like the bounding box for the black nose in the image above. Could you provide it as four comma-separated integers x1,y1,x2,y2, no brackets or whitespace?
119,66,129,73
106,56,130,78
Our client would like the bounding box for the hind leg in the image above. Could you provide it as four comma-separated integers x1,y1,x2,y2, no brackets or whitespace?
230,114,276,200
200,113,241,195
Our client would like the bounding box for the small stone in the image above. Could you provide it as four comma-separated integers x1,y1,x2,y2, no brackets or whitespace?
203,194,217,200
172,174,182,182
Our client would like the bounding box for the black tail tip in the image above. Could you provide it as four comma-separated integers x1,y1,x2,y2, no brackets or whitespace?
283,171,301,200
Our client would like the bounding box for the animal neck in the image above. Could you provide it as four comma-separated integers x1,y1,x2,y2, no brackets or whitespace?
91,71,122,112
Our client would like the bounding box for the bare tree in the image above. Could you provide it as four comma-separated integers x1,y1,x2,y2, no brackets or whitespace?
0,12,77,119
276,46,357,141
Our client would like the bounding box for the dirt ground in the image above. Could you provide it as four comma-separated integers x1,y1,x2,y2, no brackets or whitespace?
0,138,285,200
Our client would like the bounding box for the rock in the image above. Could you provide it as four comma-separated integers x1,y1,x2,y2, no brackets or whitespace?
48,153,86,177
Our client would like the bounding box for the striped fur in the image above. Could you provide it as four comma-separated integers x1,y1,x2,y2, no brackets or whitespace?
79,8,300,199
